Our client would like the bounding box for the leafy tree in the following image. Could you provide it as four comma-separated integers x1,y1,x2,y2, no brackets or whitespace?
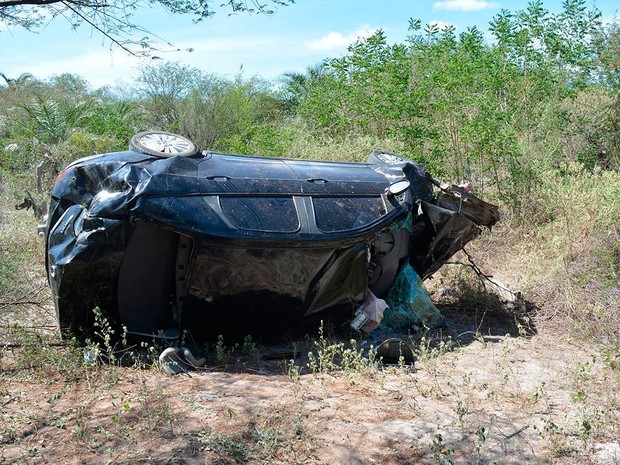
0,0,294,55
593,22,620,89
83,99,144,144
49,74,90,96
295,0,616,207
300,30,413,138
193,74,285,152
135,62,283,151
0,72,144,185
177,74,238,148
281,63,327,113
405,22,526,195
137,61,202,131
20,96,94,143
489,0,602,88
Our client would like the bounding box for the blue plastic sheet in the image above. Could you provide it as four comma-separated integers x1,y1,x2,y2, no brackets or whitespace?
381,263,444,331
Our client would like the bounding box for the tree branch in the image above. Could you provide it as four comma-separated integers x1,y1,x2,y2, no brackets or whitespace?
60,0,138,55
0,0,105,7
1,0,294,55
0,285,48,309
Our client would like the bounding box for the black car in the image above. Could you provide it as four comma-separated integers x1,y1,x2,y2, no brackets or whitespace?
45,131,499,341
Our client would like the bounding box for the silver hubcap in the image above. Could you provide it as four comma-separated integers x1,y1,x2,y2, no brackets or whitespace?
139,133,192,154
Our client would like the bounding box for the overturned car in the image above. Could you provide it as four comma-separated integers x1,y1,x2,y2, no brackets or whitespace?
45,131,499,342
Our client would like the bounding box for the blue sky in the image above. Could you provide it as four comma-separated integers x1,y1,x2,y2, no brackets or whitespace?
1,0,618,89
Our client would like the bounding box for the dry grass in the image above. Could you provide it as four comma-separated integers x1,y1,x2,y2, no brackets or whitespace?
281,119,408,163
0,191,56,342
460,169,620,348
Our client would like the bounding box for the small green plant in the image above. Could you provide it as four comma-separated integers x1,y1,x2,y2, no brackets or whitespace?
414,334,454,360
533,417,574,458
214,334,230,363
531,382,549,409
603,345,620,372
213,334,241,365
241,335,261,363
204,431,251,462
456,399,469,428
473,426,487,463
255,426,285,458
287,359,301,383
580,418,592,449
71,407,88,441
305,322,380,376
430,433,454,464
209,334,266,366
84,307,154,367
86,306,120,364
80,308,159,374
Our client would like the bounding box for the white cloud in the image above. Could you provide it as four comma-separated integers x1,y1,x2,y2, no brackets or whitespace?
433,0,500,11
428,20,455,30
18,50,140,88
172,36,309,78
303,25,378,52
6,33,315,87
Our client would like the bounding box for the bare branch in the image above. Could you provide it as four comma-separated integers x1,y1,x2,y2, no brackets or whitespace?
60,0,138,55
0,285,48,309
1,0,293,60
1,0,61,6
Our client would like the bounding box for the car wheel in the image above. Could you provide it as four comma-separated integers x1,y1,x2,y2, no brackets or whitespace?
367,150,408,165
129,131,199,158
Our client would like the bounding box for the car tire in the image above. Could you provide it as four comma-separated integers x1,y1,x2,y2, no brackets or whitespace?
129,131,200,158
367,150,409,165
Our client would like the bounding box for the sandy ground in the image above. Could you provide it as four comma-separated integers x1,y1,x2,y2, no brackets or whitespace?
2,314,619,465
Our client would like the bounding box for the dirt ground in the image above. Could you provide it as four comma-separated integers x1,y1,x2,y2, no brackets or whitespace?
2,301,620,465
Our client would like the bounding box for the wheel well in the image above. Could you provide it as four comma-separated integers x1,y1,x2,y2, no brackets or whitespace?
117,222,191,336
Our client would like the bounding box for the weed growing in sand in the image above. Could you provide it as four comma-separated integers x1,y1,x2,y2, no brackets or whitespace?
287,358,301,383
472,426,488,464
414,334,454,360
82,307,160,377
305,321,380,376
209,334,262,366
572,359,595,403
214,334,229,363
203,430,251,462
456,399,469,428
431,433,454,463
530,382,547,404
83,307,123,365
242,335,261,363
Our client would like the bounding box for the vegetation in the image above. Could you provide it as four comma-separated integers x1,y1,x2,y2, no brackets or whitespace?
1,1,620,462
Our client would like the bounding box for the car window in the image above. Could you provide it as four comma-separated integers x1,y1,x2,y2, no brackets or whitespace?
220,197,300,232
313,197,385,232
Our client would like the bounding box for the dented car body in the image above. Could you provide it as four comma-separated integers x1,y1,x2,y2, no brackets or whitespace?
45,132,499,341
